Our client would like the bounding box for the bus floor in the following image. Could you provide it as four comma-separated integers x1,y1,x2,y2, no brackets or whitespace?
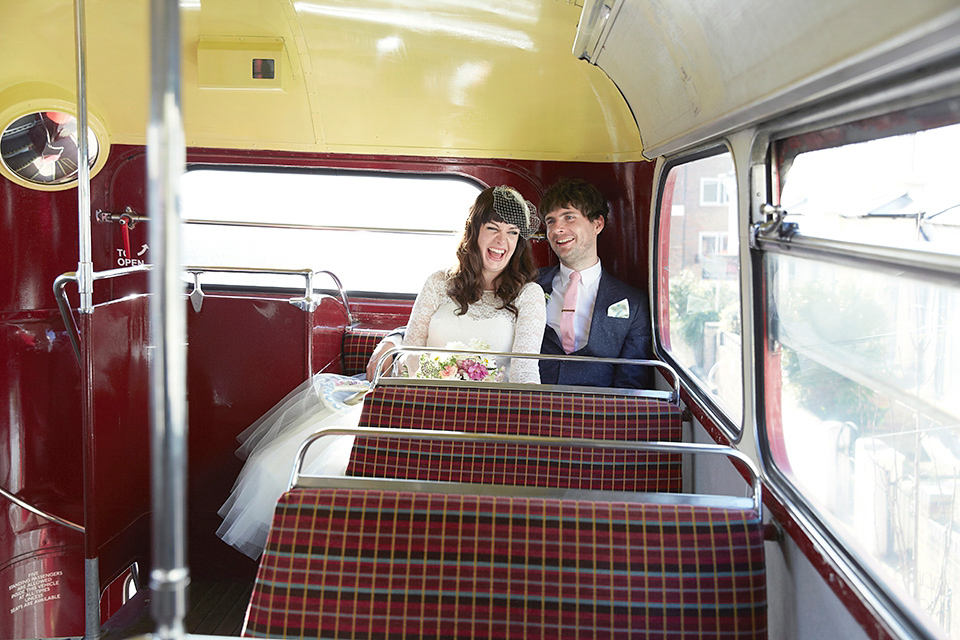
100,578,254,638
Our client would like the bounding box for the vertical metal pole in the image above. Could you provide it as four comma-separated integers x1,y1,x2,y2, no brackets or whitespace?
73,2,99,638
74,0,93,314
83,557,99,640
147,1,188,639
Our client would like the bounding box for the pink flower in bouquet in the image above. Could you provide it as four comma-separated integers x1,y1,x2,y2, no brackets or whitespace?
441,364,459,378
458,358,490,381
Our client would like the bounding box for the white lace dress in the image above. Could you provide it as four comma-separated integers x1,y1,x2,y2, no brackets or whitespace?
217,271,546,558
403,270,545,383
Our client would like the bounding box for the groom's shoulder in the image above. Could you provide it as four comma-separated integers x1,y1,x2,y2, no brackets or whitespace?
599,268,646,300
537,265,558,283
598,269,648,309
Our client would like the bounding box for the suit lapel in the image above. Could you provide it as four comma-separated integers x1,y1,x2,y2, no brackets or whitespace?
538,265,559,294
586,270,618,351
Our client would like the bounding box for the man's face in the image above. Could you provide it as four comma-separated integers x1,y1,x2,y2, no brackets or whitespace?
543,205,604,271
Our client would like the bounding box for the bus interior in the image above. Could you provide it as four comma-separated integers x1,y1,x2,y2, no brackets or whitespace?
1,0,960,639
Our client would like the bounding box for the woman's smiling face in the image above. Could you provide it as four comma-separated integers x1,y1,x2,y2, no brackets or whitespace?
477,219,520,286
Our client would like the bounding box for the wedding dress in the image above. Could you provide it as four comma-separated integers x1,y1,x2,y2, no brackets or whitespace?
402,270,545,384
216,374,368,559
216,269,546,559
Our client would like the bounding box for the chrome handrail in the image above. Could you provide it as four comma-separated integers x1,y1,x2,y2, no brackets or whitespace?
103,213,462,236
0,486,84,532
54,264,353,365
184,266,353,322
54,272,82,364
291,426,762,515
54,265,153,365
183,218,460,237
313,270,352,323
374,346,681,403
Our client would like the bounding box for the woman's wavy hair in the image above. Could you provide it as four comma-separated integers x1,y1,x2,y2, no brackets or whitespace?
448,187,538,317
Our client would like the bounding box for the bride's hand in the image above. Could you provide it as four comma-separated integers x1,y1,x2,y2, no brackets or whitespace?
365,338,399,382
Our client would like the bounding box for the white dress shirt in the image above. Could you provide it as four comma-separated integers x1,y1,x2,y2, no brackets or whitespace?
545,260,602,353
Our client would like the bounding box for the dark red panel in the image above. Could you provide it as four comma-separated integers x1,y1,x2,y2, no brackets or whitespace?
86,296,151,583
0,518,85,639
347,297,415,330
0,310,85,639
0,311,84,523
311,296,350,374
0,185,82,313
186,293,309,577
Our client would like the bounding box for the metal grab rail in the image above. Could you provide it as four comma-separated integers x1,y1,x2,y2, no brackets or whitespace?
99,210,463,237
183,217,461,237
290,426,762,515
374,346,682,403
183,266,352,321
751,212,960,279
0,486,84,533
54,265,153,364
54,265,353,365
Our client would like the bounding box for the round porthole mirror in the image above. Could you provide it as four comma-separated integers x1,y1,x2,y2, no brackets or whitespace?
0,110,100,187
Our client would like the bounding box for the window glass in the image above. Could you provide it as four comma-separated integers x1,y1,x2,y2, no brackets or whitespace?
780,122,960,256
181,170,481,293
766,252,960,635
700,177,730,206
660,152,742,424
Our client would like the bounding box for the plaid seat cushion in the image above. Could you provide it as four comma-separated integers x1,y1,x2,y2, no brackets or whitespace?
342,328,391,376
244,488,767,639
348,386,684,492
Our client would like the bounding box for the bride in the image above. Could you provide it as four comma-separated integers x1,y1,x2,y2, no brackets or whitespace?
216,185,546,558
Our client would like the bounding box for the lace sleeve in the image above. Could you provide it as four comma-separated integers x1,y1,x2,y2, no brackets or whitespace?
402,269,448,349
507,282,546,383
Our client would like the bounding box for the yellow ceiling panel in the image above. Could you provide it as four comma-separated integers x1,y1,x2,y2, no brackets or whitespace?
0,0,643,161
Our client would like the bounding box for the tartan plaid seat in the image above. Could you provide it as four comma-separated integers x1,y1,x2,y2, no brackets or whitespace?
347,385,684,492
342,328,391,376
243,488,767,639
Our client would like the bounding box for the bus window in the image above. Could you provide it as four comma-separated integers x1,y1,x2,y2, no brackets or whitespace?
659,150,743,426
181,170,481,294
768,113,960,636
779,122,960,254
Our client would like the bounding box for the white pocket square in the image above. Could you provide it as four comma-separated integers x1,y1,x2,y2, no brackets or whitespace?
607,298,630,318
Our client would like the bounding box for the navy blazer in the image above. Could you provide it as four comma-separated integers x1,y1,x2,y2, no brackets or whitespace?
538,265,652,389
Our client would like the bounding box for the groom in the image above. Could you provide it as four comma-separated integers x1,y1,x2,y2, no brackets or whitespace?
365,179,652,388
537,178,652,388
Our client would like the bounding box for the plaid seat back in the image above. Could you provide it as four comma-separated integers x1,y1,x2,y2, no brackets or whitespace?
342,328,390,376
347,385,684,492
244,488,767,639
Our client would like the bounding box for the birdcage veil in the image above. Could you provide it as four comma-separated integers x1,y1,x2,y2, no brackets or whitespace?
492,186,540,238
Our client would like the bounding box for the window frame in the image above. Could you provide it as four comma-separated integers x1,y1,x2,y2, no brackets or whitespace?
653,143,745,442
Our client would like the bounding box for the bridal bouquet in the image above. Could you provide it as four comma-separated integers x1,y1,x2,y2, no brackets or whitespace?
410,339,504,382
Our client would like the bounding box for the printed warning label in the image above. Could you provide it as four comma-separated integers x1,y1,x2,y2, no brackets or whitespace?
8,570,61,615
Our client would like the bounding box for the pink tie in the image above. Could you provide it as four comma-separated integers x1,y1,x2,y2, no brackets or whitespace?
560,271,580,353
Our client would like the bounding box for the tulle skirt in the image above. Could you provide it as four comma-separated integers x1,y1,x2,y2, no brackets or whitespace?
216,373,369,559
